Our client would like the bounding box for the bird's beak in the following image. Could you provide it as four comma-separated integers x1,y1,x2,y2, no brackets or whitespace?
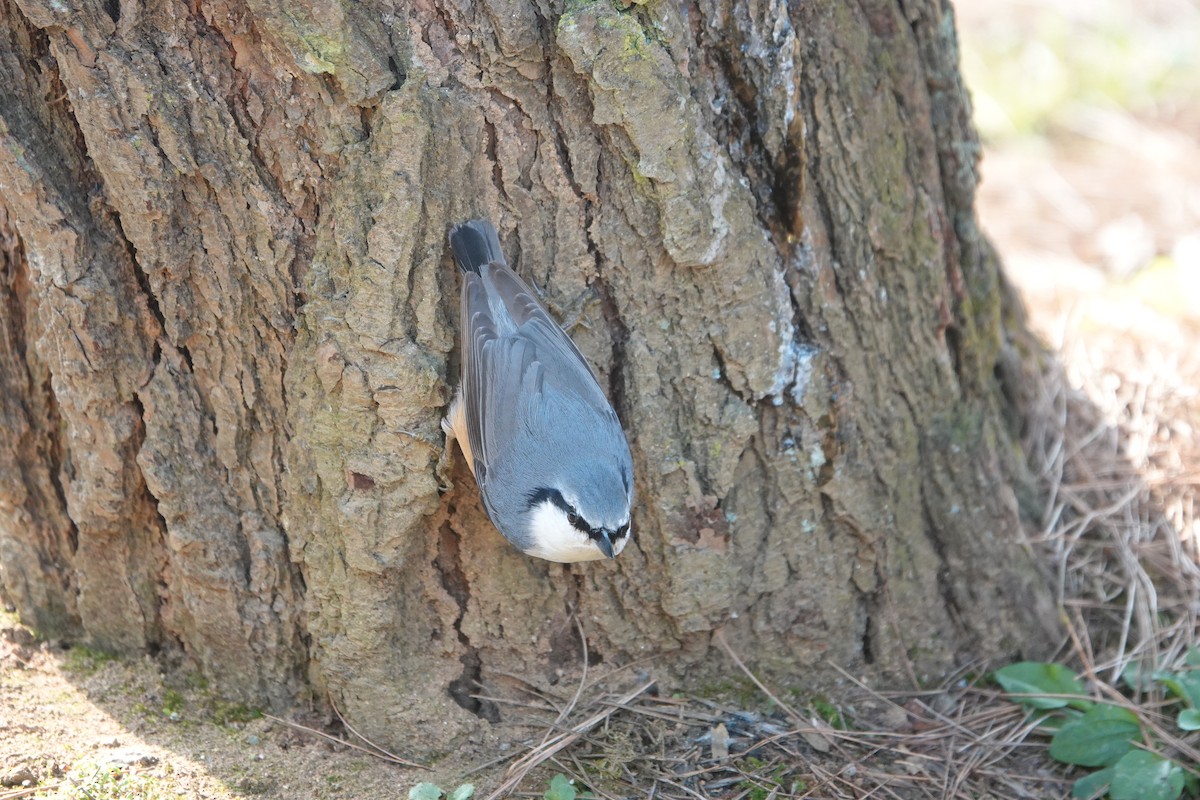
596,530,616,559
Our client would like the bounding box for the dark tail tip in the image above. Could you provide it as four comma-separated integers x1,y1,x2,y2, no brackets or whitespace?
449,219,506,274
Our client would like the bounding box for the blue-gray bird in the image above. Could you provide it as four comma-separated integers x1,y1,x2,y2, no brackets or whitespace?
443,219,634,562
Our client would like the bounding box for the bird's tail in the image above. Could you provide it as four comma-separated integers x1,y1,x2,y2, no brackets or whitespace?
449,219,506,274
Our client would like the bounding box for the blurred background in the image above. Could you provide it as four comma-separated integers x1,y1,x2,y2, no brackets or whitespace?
956,0,1199,669
958,0,1200,353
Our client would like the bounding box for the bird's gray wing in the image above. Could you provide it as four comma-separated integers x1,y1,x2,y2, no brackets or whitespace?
484,263,617,419
462,270,541,484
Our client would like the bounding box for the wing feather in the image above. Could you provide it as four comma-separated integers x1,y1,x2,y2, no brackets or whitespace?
483,264,615,417
461,259,617,490
464,279,533,480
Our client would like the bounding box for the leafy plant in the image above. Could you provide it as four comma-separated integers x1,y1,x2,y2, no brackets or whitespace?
208,699,263,727
810,696,847,730
407,774,582,800
543,774,577,800
63,644,117,675
407,783,474,800
994,656,1200,800
994,660,1091,710
65,760,167,800
161,689,185,717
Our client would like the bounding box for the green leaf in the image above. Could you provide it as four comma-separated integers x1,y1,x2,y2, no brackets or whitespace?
408,784,444,800
1157,671,1200,708
1186,648,1200,668
1177,673,1200,708
1122,661,1153,692
1178,708,1200,731
994,662,1092,710
1035,710,1072,732
447,786,475,800
1109,751,1185,800
543,774,577,800
1071,766,1115,799
1049,704,1140,766
1157,674,1185,700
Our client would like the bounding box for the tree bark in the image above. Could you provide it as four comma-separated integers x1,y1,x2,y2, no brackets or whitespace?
0,0,1059,753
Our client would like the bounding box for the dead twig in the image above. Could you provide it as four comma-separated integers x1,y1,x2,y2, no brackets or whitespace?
483,680,656,800
263,712,429,770
0,783,63,800
713,629,805,726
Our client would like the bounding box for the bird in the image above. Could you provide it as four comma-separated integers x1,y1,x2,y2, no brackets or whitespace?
442,219,635,563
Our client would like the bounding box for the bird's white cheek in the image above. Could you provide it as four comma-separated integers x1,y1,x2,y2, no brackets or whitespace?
524,502,605,563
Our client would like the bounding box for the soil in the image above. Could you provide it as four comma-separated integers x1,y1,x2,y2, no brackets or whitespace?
0,618,438,798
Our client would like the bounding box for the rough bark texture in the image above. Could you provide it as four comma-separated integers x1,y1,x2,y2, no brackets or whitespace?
0,0,1059,753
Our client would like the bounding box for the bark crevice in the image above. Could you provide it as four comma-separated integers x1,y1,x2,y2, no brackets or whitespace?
436,517,499,723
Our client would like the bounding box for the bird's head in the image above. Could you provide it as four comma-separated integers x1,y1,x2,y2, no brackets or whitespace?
522,476,632,563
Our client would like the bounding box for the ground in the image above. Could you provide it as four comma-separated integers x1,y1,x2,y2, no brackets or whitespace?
2,0,1198,797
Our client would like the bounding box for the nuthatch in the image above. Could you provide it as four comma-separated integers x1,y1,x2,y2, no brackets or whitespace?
443,220,634,562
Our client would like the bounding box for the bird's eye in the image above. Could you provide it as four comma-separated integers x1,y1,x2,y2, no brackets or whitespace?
567,509,579,526
616,523,629,538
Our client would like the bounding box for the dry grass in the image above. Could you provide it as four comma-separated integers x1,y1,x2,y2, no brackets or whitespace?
1026,331,1200,684
405,632,1068,798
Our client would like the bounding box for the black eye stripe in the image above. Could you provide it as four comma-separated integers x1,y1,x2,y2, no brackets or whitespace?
528,486,630,539
529,487,590,531
526,486,573,515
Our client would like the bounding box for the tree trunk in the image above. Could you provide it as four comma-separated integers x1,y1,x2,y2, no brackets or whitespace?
0,0,1059,753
